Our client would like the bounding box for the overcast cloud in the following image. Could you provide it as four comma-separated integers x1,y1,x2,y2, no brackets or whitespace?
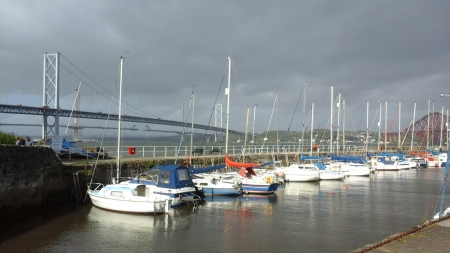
1,1,449,139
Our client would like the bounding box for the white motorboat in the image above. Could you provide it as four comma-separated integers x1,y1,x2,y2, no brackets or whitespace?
369,156,401,171
315,162,345,180
341,162,372,176
405,157,427,168
283,163,320,182
192,176,242,196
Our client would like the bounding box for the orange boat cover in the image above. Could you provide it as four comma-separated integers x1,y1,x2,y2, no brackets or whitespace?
224,154,259,169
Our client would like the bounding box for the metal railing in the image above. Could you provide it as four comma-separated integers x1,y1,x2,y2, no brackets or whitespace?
98,144,369,158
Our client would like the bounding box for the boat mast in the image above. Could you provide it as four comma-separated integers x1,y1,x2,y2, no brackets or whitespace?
252,104,257,153
116,56,124,182
398,102,401,150
427,99,430,149
330,86,333,154
262,95,277,149
243,107,249,162
225,57,231,154
440,106,444,149
190,92,195,164
343,99,346,153
366,101,369,153
301,82,307,154
310,102,314,156
411,102,416,151
276,93,279,157
336,93,341,154
378,101,382,151
432,100,435,147
384,101,387,152
438,97,450,218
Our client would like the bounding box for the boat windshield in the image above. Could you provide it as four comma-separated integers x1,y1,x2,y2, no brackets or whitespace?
177,168,190,181
140,169,160,184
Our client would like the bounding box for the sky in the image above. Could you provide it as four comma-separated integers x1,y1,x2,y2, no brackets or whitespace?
1,1,449,141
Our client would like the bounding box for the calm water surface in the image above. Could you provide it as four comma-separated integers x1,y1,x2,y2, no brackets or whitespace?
1,168,448,253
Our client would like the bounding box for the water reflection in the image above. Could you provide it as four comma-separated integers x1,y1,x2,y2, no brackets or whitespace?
283,181,320,196
88,205,169,229
1,169,448,253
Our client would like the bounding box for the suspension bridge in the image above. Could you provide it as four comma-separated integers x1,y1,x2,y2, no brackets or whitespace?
0,52,244,141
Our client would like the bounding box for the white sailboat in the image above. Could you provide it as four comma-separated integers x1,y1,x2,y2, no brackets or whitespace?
87,57,200,214
222,57,280,194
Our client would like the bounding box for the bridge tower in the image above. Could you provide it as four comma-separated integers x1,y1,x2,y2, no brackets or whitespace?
42,52,61,139
215,104,222,142
405,112,449,148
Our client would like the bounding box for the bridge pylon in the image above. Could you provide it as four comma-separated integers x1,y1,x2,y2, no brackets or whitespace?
42,52,61,139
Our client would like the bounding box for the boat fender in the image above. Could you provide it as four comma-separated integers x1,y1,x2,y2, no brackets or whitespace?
265,176,272,184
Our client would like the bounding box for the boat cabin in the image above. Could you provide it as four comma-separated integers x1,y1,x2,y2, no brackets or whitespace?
129,164,195,189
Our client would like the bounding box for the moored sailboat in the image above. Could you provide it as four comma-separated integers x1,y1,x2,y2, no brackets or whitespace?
87,57,200,214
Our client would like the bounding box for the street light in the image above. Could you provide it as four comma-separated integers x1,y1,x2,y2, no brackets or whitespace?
438,94,450,218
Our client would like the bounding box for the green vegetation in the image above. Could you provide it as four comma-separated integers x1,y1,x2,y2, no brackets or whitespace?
231,129,369,144
0,131,15,145
146,161,155,168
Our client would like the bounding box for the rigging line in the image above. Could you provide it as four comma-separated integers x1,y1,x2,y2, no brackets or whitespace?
86,60,121,199
280,85,305,152
230,60,249,111
320,116,331,145
64,81,82,137
60,54,115,95
387,105,399,139
123,64,158,119
316,88,332,144
353,107,364,132
368,103,382,151
60,64,144,115
58,63,115,102
198,61,229,151
0,54,41,71
60,54,137,112
316,87,331,130
262,94,277,148
401,120,413,147
59,56,156,119
174,91,194,164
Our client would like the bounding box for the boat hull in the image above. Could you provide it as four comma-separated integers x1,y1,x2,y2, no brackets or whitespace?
241,183,279,194
284,173,320,182
374,167,401,171
344,169,371,176
319,171,345,180
201,187,242,195
87,190,170,214
193,178,242,196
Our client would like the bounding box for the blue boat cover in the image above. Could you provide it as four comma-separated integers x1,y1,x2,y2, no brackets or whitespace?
330,153,365,163
188,164,227,174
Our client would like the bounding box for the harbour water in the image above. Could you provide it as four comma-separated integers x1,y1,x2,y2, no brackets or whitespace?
1,168,448,253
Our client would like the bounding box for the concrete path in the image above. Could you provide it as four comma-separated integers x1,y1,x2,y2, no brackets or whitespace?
351,216,450,253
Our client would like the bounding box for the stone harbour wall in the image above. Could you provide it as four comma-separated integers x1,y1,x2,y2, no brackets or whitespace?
0,145,78,220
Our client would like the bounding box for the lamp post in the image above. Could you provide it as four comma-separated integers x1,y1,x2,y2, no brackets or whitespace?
438,93,450,218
